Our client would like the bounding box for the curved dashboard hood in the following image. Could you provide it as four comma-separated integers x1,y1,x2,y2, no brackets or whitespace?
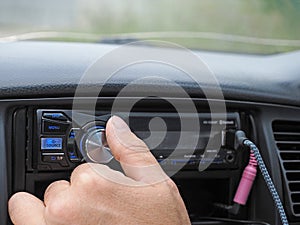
0,41,299,106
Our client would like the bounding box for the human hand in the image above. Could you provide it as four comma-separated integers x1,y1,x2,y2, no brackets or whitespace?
9,116,191,225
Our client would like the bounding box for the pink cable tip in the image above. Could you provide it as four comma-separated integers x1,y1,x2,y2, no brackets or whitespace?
233,151,258,205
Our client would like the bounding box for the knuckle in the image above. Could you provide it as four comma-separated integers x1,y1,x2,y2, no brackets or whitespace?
122,151,151,164
118,141,156,166
75,169,97,187
127,136,149,152
45,198,68,220
71,163,110,190
72,163,91,175
71,163,96,185
44,180,68,203
44,180,64,194
111,133,150,160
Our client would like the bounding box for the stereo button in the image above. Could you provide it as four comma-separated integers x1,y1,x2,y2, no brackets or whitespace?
67,128,81,162
42,155,69,167
43,120,69,134
43,112,68,121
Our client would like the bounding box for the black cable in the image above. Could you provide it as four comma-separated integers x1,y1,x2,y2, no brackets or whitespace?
192,217,271,225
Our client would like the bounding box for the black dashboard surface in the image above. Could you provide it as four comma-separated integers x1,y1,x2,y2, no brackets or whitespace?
0,41,299,106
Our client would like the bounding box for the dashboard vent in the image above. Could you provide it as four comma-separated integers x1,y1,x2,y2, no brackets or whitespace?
273,120,300,216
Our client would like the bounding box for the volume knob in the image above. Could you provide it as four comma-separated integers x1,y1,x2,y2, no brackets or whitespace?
80,125,113,163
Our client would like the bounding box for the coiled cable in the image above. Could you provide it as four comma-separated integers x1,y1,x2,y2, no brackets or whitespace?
243,139,289,225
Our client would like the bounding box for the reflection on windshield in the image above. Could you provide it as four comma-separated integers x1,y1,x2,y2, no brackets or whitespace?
0,0,299,54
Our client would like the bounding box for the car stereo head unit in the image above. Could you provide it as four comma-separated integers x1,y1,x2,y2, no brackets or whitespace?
30,109,241,172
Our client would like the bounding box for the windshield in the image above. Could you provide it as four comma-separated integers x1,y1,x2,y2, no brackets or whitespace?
1,0,300,54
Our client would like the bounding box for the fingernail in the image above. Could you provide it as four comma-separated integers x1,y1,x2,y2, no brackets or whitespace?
110,116,130,132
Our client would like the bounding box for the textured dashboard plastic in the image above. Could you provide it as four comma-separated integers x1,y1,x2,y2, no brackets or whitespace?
0,41,299,106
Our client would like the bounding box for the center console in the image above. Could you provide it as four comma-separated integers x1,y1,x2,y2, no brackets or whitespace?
10,98,253,223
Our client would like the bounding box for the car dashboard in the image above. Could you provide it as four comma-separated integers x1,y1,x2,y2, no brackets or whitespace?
1,41,300,225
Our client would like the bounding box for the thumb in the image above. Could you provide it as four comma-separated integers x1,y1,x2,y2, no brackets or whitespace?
9,192,46,225
106,116,167,183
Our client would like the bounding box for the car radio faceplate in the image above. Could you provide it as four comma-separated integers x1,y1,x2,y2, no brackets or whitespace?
32,109,241,172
